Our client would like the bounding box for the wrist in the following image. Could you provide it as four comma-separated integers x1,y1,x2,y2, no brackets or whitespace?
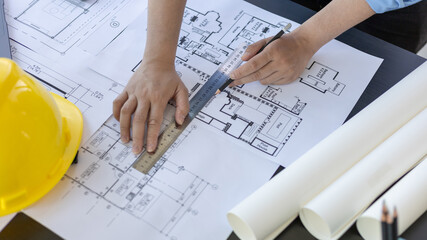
290,27,321,56
140,56,176,71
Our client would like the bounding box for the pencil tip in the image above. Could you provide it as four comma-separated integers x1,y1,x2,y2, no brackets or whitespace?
215,89,220,95
382,201,390,218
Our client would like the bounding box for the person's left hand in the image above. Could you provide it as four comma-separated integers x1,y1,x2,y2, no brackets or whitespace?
229,32,315,87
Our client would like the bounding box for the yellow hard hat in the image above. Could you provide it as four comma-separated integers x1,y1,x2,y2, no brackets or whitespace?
0,58,83,216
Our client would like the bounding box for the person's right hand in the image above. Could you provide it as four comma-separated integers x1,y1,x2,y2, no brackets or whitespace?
113,61,189,155
229,32,315,87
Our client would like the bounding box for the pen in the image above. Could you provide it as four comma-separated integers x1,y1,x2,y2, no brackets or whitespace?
215,23,292,95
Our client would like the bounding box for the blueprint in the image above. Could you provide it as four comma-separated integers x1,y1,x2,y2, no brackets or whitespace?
91,0,383,166
0,1,280,239
4,0,146,58
23,116,278,240
0,0,383,239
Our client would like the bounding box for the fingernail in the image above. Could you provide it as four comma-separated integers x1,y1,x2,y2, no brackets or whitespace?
178,114,185,125
147,144,155,153
241,52,250,59
132,145,141,154
230,72,236,79
121,136,129,143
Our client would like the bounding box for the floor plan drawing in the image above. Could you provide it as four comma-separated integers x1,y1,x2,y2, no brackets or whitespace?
61,116,215,238
300,61,345,96
176,7,229,65
23,114,278,240
15,0,97,39
219,11,291,50
5,0,145,56
131,6,230,71
260,86,307,115
199,87,302,156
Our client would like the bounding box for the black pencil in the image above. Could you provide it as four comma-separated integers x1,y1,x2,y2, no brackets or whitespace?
387,212,394,240
215,23,292,95
382,201,389,240
392,207,398,240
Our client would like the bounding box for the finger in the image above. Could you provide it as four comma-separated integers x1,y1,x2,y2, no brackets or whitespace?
268,75,298,85
230,51,271,80
131,101,149,154
119,96,137,143
230,62,277,87
258,71,284,85
174,84,189,125
241,38,271,61
146,102,167,153
265,66,302,85
273,77,293,85
113,91,128,121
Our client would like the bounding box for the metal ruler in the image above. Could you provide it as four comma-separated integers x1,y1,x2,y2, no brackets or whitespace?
133,42,248,174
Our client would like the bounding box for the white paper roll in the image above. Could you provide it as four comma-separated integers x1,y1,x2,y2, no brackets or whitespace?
299,108,427,240
356,157,427,240
227,61,427,240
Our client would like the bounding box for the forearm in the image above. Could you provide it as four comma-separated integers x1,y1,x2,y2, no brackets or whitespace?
292,0,375,54
143,0,187,67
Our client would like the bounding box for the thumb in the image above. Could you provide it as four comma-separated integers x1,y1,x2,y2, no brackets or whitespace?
174,84,190,125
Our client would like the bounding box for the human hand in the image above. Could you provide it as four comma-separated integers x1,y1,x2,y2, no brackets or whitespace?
113,61,189,154
229,32,315,87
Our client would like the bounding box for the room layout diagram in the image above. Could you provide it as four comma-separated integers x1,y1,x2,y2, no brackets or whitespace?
132,6,230,71
199,87,302,156
177,7,229,65
300,61,345,96
175,8,292,66
219,11,290,49
60,116,217,238
5,0,143,55
172,58,302,156
15,0,98,39
12,47,96,113
260,87,306,115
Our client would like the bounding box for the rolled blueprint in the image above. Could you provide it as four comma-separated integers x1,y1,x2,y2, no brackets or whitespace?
356,157,427,240
227,61,427,240
299,108,427,240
